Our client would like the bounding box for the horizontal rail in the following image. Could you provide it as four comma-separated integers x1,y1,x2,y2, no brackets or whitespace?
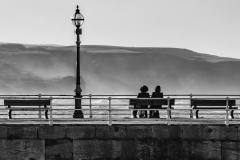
1,97,240,100
0,94,239,126
0,94,239,97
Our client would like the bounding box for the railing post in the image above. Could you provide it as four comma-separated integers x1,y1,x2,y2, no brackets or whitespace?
49,96,53,126
38,94,41,118
89,94,92,118
108,97,112,126
225,97,229,126
190,93,193,118
167,97,171,125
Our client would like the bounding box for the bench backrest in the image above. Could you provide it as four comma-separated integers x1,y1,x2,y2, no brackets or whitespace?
191,99,236,106
129,99,175,105
4,100,50,106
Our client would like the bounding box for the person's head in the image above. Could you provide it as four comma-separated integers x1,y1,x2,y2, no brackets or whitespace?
140,85,148,93
155,85,161,92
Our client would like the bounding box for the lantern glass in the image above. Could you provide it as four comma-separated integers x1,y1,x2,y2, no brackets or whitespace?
71,12,84,28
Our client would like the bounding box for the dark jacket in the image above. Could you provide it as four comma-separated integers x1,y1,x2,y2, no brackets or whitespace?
150,92,163,109
136,92,150,109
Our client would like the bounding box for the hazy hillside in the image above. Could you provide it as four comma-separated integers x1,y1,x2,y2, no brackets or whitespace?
0,43,239,95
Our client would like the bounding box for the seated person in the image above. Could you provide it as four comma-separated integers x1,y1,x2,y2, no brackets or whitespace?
150,85,163,118
133,85,150,118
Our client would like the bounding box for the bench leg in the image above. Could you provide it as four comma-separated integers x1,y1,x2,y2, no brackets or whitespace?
230,110,234,119
144,111,148,118
133,110,138,118
44,105,49,119
194,110,199,119
149,110,153,118
8,110,12,119
156,110,160,118
8,106,12,119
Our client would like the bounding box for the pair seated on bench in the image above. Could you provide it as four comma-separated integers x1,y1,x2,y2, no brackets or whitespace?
4,100,50,119
129,98,175,118
191,99,237,119
132,85,169,118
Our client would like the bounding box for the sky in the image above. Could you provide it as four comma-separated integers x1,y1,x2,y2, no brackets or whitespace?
0,0,240,59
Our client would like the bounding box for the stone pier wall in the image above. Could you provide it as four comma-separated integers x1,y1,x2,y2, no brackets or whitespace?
0,124,239,160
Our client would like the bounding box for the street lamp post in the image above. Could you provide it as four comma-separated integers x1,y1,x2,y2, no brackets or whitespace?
71,5,84,118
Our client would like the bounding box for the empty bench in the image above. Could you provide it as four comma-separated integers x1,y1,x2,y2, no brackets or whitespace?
129,99,175,118
4,99,50,119
190,99,237,119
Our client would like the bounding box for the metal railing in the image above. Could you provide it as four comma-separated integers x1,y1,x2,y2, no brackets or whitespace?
0,94,239,126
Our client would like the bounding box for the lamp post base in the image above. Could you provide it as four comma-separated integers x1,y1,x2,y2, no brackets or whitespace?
73,97,84,118
73,112,84,118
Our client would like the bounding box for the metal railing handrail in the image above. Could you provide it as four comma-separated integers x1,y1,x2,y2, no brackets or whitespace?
0,95,239,126
0,94,239,97
1,97,240,100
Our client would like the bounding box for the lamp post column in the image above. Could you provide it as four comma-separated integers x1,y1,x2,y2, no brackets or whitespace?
73,27,84,118
71,5,84,118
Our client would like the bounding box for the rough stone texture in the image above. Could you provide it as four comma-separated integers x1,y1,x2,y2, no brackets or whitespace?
38,126,65,139
0,139,45,160
73,139,220,160
127,125,182,140
237,126,240,141
222,142,240,160
219,125,238,140
151,140,168,159
96,126,126,139
46,139,73,160
0,126,7,139
8,126,37,139
0,124,239,159
73,140,122,160
65,126,95,139
135,140,152,160
182,125,238,141
134,140,169,160
121,140,138,160
152,125,182,140
167,141,189,159
182,125,221,140
193,141,221,160
168,141,221,160
127,126,153,139
73,140,169,160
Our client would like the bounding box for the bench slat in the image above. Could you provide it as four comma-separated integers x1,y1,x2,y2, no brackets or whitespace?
193,107,238,109
191,100,236,106
129,99,175,105
6,107,49,111
4,100,50,106
151,99,174,105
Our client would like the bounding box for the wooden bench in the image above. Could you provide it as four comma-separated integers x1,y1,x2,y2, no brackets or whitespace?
190,99,237,119
4,100,50,119
129,99,175,118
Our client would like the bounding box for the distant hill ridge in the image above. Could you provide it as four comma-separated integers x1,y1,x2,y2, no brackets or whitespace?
0,42,239,94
